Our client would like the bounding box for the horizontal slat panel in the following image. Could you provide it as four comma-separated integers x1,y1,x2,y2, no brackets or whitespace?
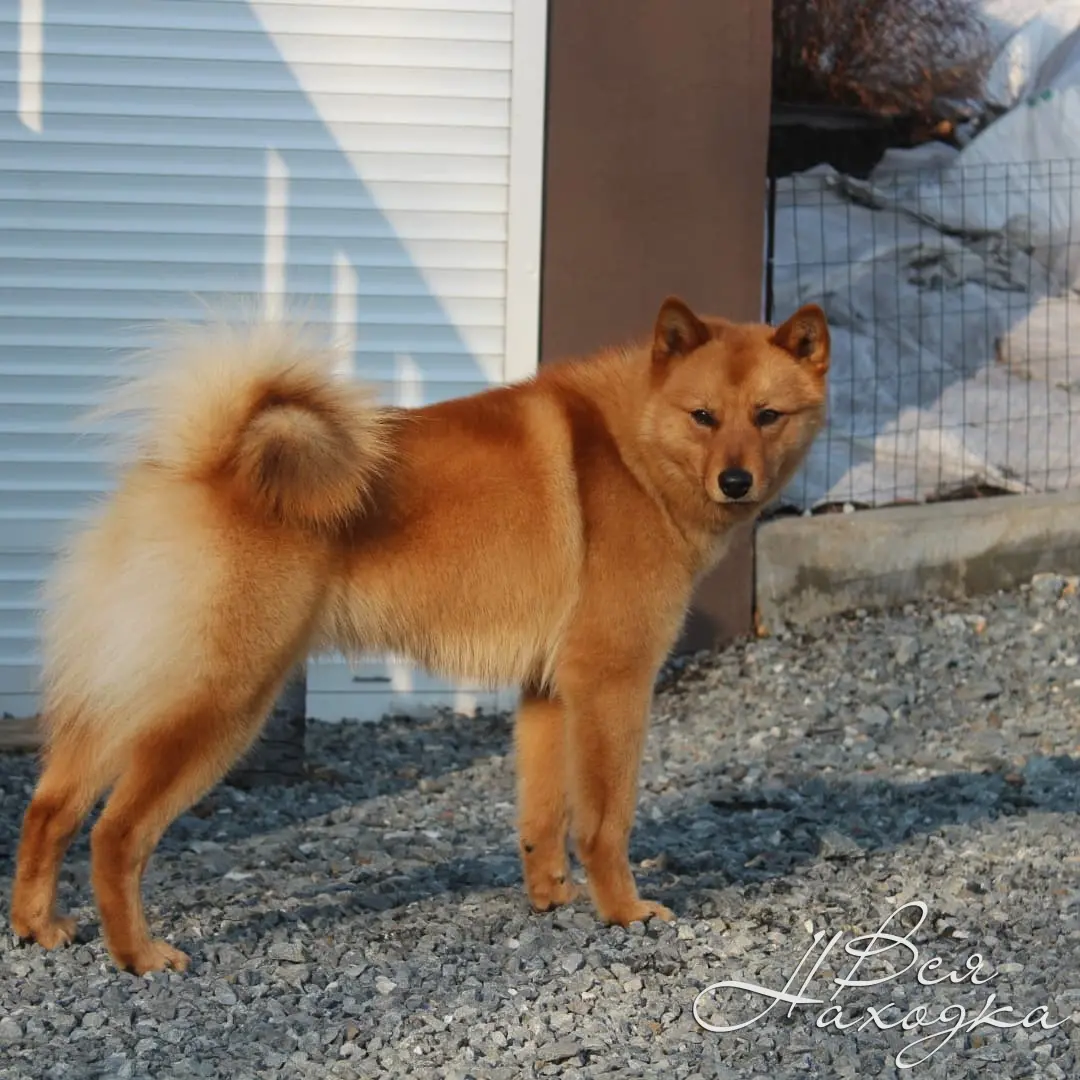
0,672,41,697
0,669,39,695
0,449,112,467
0,585,42,609
0,234,507,268
1,204,508,240
0,471,107,495
1,118,509,156
0,563,48,662
0,554,53,580
1,145,510,184
8,89,509,126
0,432,118,455
0,172,508,213
0,383,495,436
255,0,511,9
0,489,111,511
0,371,497,399
0,319,504,351
0,376,122,398
0,264,506,297
7,27,511,69
0,4,512,40
0,353,507,381
15,0,514,15
0,515,98,556
0,62,511,96
0,293,505,325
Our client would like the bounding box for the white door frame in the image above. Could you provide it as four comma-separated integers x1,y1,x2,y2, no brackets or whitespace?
503,0,549,385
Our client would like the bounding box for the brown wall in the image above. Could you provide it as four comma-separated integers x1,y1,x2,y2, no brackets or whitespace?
539,0,773,650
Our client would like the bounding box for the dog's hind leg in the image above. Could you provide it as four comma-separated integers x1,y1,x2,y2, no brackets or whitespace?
11,732,117,949
88,684,287,975
514,692,578,911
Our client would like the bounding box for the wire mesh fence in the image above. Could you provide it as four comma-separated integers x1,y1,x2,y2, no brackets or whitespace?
766,157,1080,512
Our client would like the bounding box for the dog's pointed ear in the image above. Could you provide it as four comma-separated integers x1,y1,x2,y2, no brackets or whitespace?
772,304,830,374
653,296,710,365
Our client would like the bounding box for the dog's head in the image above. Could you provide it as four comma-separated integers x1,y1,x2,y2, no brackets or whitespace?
643,295,830,515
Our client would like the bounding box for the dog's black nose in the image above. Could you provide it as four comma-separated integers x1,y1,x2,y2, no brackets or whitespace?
719,468,753,500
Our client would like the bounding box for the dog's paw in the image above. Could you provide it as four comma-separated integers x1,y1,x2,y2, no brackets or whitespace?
12,913,77,950
603,899,674,926
115,939,190,976
528,876,581,912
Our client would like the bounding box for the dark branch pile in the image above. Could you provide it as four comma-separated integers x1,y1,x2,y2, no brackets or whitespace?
772,0,992,122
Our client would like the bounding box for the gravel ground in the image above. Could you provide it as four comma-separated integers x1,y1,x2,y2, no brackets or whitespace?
2,572,1080,1079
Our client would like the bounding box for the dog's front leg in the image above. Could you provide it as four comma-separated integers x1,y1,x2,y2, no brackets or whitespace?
559,665,673,927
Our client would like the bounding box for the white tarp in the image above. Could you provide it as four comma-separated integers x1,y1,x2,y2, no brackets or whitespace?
982,0,1080,107
776,15,1080,509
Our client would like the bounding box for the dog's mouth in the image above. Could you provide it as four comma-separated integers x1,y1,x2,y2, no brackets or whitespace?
709,490,760,509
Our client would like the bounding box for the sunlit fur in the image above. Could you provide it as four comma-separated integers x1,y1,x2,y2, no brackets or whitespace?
10,297,829,974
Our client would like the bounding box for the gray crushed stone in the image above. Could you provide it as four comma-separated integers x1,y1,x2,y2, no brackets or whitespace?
2,572,1080,1078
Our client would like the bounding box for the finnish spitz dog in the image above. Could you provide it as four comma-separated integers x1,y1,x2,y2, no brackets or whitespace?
11,296,829,973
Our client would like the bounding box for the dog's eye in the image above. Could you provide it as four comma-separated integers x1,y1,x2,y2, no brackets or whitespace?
755,408,783,427
690,408,717,428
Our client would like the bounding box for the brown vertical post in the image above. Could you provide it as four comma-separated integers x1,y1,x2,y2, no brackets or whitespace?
540,0,773,650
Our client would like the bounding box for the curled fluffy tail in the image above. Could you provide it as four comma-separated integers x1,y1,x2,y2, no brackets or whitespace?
105,323,394,531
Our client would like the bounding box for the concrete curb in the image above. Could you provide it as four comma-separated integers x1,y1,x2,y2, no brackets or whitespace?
755,489,1080,629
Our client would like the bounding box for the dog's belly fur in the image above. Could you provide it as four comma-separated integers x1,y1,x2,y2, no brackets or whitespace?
320,533,581,691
